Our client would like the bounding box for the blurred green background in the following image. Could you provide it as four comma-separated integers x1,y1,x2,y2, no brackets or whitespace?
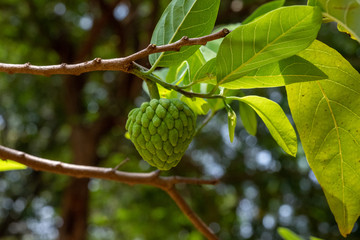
0,0,359,239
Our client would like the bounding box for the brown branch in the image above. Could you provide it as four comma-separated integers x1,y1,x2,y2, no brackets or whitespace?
0,28,230,76
167,188,218,240
0,144,220,239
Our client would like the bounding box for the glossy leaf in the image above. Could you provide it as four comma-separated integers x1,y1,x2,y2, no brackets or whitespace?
286,40,360,237
0,160,27,171
239,101,257,136
220,55,327,89
230,96,297,156
242,0,285,24
216,6,322,85
149,0,220,67
308,0,360,43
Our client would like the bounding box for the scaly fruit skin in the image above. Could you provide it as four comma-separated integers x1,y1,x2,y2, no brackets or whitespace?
126,98,196,170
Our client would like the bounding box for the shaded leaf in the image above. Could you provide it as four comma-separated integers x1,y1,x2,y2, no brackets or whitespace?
0,160,27,171
309,0,360,43
286,40,360,237
216,6,322,85
230,96,297,156
242,0,285,24
220,55,327,89
149,0,220,67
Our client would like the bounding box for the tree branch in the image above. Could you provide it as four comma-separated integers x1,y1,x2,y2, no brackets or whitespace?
0,29,229,77
0,144,220,239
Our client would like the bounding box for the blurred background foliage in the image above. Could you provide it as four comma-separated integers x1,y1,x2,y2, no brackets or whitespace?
0,0,359,239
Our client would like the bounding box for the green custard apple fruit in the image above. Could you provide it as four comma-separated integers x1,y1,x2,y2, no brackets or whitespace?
126,98,196,170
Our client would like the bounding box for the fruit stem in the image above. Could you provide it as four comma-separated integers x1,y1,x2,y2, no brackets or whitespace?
144,78,160,99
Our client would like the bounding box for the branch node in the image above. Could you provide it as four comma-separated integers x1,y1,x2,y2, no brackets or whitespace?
151,170,161,178
113,158,130,170
24,62,31,68
222,28,230,35
61,63,67,68
54,162,63,169
181,36,189,41
94,58,102,63
148,44,157,50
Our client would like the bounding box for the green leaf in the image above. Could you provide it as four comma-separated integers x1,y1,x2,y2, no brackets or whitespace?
149,0,220,68
220,55,327,89
216,6,322,86
225,103,237,143
166,49,206,85
180,96,210,115
286,40,360,237
230,96,297,156
310,237,324,240
277,227,323,240
205,23,242,54
0,159,27,171
192,58,217,84
242,0,285,24
239,101,257,135
277,227,304,240
309,0,360,43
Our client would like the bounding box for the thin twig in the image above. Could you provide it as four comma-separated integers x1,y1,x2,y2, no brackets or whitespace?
195,110,218,136
0,29,230,77
113,157,130,170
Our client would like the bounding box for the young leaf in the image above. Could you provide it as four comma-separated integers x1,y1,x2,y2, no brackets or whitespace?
308,0,360,43
286,40,360,237
242,0,285,24
220,55,327,89
149,0,220,68
216,6,322,86
230,96,297,156
239,101,257,136
0,160,27,171
224,102,237,143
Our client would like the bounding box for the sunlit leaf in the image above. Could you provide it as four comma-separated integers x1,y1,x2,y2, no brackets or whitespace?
230,96,297,156
180,96,210,115
308,0,360,43
277,227,304,240
239,101,257,135
216,6,322,86
220,55,327,89
149,0,220,67
0,159,27,171
242,0,285,24
286,40,360,237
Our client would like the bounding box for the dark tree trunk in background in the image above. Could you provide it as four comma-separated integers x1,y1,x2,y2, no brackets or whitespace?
56,1,157,239
58,124,99,240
